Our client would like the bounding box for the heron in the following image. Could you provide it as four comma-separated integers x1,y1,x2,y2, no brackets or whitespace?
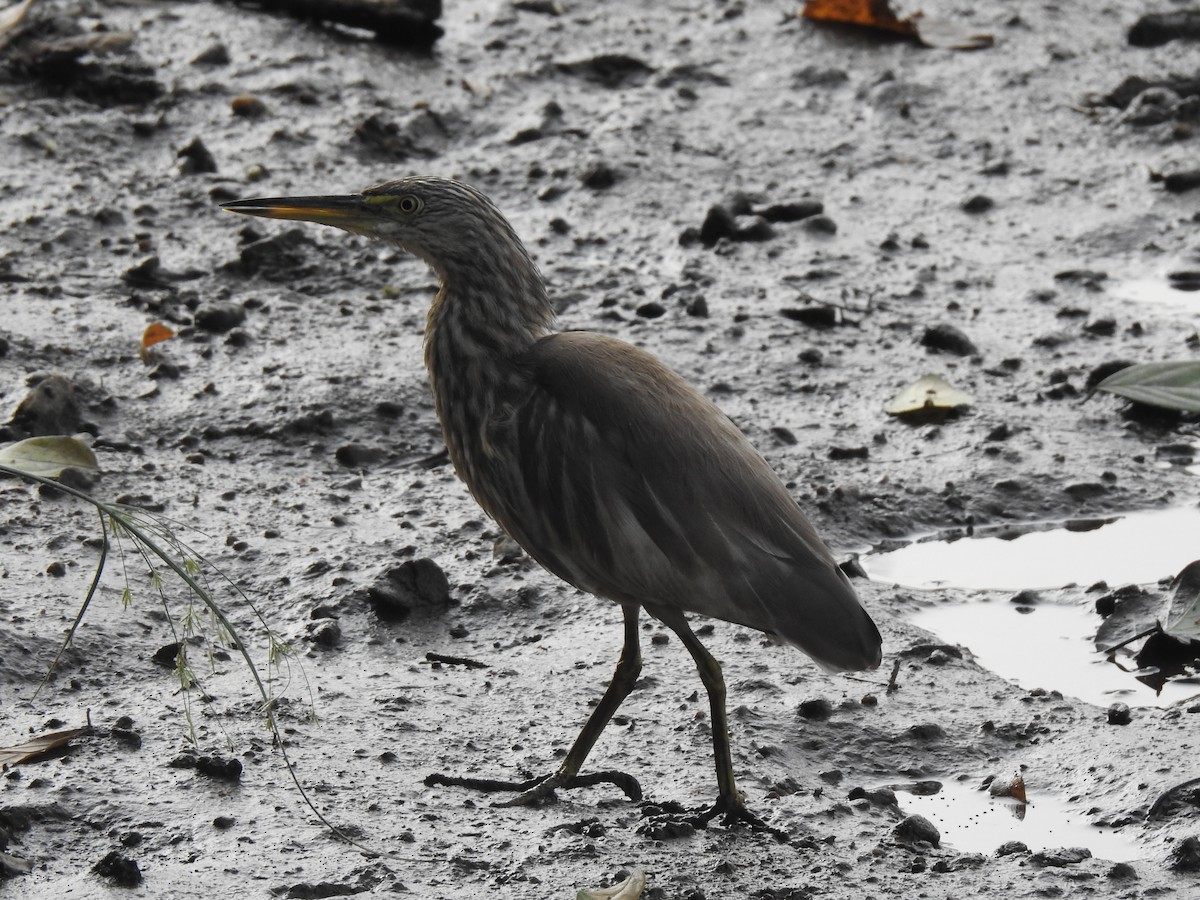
222,176,882,830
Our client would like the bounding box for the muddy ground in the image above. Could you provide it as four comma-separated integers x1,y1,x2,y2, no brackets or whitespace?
2,0,1200,896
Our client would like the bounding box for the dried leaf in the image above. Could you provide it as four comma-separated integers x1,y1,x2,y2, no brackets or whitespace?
800,0,992,50
577,870,646,900
1097,361,1200,413
885,374,975,417
0,0,35,48
141,322,175,350
139,322,176,361
0,435,99,478
0,726,89,768
1163,560,1200,642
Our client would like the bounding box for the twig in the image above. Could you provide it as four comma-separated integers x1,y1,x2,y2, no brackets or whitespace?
886,658,901,695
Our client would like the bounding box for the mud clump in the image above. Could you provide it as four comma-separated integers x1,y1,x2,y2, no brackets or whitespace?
367,558,452,620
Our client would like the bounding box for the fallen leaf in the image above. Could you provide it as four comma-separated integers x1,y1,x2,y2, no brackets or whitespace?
0,726,89,768
1163,560,1200,642
577,869,646,900
885,374,975,418
0,435,99,478
139,321,176,361
801,0,992,50
1096,361,1200,413
0,0,35,49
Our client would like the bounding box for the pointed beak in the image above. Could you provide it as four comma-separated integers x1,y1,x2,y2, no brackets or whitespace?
220,194,374,232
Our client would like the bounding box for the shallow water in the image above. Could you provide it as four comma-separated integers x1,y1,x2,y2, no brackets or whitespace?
861,507,1200,591
894,779,1145,862
909,601,1200,707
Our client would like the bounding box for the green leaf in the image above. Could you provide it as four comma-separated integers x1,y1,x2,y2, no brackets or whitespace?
0,435,98,478
1163,560,1200,641
1097,361,1200,412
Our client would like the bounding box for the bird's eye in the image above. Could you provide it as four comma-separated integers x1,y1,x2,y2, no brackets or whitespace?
397,195,422,214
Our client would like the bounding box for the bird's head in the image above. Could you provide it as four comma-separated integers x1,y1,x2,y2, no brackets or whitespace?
221,175,531,279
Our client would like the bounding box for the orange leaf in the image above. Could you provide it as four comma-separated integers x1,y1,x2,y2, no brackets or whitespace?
141,322,175,350
801,0,918,37
801,0,992,50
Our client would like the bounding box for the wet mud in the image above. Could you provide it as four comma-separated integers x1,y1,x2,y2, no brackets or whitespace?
2,0,1200,897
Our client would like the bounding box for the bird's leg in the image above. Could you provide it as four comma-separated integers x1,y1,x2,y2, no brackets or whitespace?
425,604,644,806
648,608,786,837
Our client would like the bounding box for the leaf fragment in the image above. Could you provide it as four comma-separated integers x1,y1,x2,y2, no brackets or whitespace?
0,726,89,768
0,435,99,478
577,870,646,900
885,374,975,417
1096,361,1200,413
1163,560,1200,642
140,321,176,360
801,0,992,50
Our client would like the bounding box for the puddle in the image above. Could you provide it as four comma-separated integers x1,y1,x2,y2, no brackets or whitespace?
1112,273,1200,308
909,601,1200,707
893,779,1145,862
861,507,1200,591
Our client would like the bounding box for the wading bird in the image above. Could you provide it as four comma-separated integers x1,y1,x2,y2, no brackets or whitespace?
223,177,882,829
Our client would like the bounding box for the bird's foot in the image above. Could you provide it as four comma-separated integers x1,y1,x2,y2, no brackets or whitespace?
637,795,788,841
424,770,642,806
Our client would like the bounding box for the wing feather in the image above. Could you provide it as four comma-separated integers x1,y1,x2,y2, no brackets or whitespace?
483,331,880,672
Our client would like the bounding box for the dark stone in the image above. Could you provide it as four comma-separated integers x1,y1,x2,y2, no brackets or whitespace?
213,815,236,830
92,850,142,886
906,722,945,741
1163,169,1200,194
797,698,833,720
305,618,341,648
1107,702,1132,725
335,443,386,468
800,214,837,235
580,162,618,190
699,205,738,246
828,446,869,460
961,194,994,213
996,840,1029,856
110,727,141,750
1128,12,1200,48
732,215,775,242
231,94,268,118
194,301,246,333
227,228,315,281
1107,861,1138,879
177,137,217,175
636,302,666,318
1064,482,1107,499
921,323,979,356
1084,317,1117,336
196,755,243,780
191,43,230,65
9,375,82,437
686,295,708,317
1030,847,1092,867
368,558,452,620
894,814,940,847
780,305,839,328
758,200,822,222
1168,836,1200,872
355,110,449,159
555,54,655,88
